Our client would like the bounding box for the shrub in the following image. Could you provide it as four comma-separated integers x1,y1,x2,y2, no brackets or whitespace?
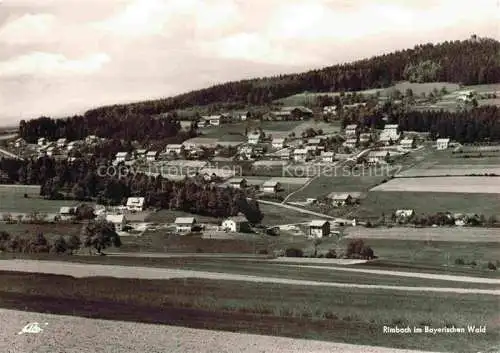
52,236,68,254
325,249,337,258
454,258,465,265
360,246,374,259
469,260,477,266
487,262,497,270
285,248,303,258
258,249,268,255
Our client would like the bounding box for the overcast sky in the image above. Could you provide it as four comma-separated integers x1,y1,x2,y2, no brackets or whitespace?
0,0,498,125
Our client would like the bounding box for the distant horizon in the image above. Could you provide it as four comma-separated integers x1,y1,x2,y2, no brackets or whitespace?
1,0,499,125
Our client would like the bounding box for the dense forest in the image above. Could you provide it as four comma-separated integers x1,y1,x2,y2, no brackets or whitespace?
19,114,197,144
0,157,263,222
81,37,499,117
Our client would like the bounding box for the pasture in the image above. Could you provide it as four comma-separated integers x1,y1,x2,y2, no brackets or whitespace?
353,191,500,219
0,271,498,352
370,176,500,193
0,184,76,213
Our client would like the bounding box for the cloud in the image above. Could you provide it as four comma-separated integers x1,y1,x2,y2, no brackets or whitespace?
0,13,56,44
0,52,110,77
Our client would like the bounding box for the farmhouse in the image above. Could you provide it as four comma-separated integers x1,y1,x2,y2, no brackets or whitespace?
146,150,159,161
165,144,183,155
345,124,358,137
207,115,221,126
85,135,99,144
14,138,26,148
321,151,335,163
308,220,330,239
66,141,81,151
344,102,367,110
222,215,251,233
436,138,450,150
115,152,130,163
135,149,148,159
183,137,219,150
327,192,353,207
307,138,321,146
323,105,337,115
59,206,77,221
175,217,196,233
228,178,247,189
46,146,59,157
262,180,281,193
343,138,358,149
367,150,390,165
56,138,67,148
400,138,415,149
272,137,286,149
126,197,145,212
278,149,292,161
247,132,262,145
281,106,314,120
106,214,127,232
379,124,400,144
395,209,415,218
293,148,309,162
359,133,372,144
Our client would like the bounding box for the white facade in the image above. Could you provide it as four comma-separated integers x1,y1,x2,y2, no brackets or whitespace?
293,149,308,162
272,138,286,149
345,124,358,137
321,151,334,162
247,133,261,145
222,216,249,232
126,197,145,212
400,138,415,149
106,214,126,232
208,115,221,126
165,144,183,155
175,217,196,233
115,152,130,162
308,220,330,239
436,138,450,150
343,138,357,149
262,181,280,193
367,151,389,164
37,137,47,146
146,151,159,161
56,138,67,148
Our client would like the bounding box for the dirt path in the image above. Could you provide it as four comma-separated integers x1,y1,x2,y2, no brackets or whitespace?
0,260,498,295
282,264,500,284
0,309,441,353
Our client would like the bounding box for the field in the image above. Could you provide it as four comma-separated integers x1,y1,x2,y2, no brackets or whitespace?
353,191,500,219
0,270,497,352
258,203,319,225
370,176,500,193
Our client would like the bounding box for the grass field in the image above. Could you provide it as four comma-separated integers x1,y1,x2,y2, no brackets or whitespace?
371,176,500,193
0,185,76,213
258,203,318,225
0,271,497,352
353,191,500,219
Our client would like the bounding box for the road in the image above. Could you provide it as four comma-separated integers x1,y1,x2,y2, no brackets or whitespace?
0,309,440,353
0,260,498,295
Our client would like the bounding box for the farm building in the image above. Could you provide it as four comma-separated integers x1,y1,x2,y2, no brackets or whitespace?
343,138,358,149
228,178,247,189
115,152,131,163
14,138,27,148
280,106,314,119
293,148,309,162
66,141,81,151
367,150,390,165
395,209,415,219
56,138,67,148
208,115,221,126
345,124,358,137
146,150,159,161
436,138,450,150
37,137,47,146
85,135,99,144
308,220,331,239
59,206,77,221
247,132,262,145
323,105,337,115
379,124,400,144
272,138,286,149
165,144,183,155
400,138,415,149
106,214,127,232
175,217,197,233
134,149,148,159
46,146,59,157
327,192,353,207
321,151,335,163
126,197,145,212
222,215,251,232
277,149,292,161
359,133,372,144
262,180,281,193
307,138,321,146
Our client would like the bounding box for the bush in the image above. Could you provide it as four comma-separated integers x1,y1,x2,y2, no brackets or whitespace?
258,249,268,255
52,236,68,254
325,249,337,258
455,258,465,265
487,261,497,270
285,248,303,258
469,260,477,266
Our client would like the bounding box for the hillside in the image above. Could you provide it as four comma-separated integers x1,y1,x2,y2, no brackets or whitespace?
83,36,500,118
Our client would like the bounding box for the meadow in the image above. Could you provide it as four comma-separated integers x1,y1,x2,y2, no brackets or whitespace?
0,271,497,353
370,176,500,193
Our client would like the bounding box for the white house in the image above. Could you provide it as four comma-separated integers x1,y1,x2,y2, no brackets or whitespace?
146,150,159,161
208,115,221,126
165,144,183,155
272,138,286,149
37,137,47,146
262,180,281,193
278,149,292,161
395,209,415,218
321,151,335,163
228,178,247,189
343,138,358,149
14,138,26,148
359,133,371,144
436,138,450,150
293,148,308,162
46,146,59,157
135,149,148,159
367,150,390,165
85,135,99,144
56,138,67,148
106,214,127,232
308,220,331,239
345,124,358,137
247,132,261,145
115,152,130,163
59,206,77,221
307,138,321,146
222,215,251,232
328,192,353,207
400,138,415,150
175,217,196,233
323,105,337,115
383,124,399,138
126,197,145,212
66,141,80,151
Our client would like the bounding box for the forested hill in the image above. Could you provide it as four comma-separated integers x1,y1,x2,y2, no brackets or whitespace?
84,36,500,117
